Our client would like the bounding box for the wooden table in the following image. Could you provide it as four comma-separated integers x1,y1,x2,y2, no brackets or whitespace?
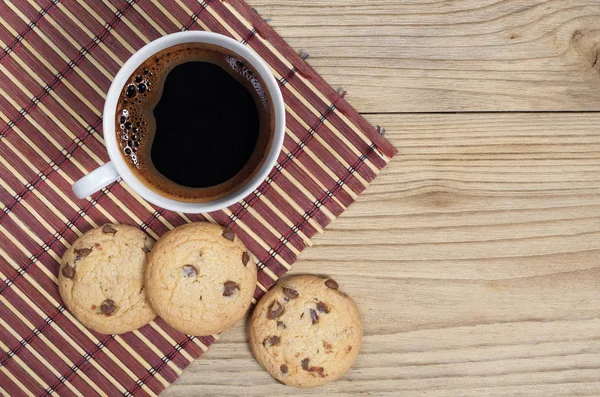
166,1,600,395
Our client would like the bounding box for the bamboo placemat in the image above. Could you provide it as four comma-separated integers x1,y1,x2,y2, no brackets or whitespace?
0,0,397,395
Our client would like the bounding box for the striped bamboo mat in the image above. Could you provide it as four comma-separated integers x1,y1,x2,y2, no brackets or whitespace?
0,0,397,395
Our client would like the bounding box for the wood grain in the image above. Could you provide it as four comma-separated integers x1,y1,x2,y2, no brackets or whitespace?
167,113,600,396
245,0,600,113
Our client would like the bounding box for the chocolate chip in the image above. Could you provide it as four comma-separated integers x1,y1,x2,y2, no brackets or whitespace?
267,300,284,319
325,278,339,290
277,321,286,329
301,358,310,371
283,286,299,299
221,228,235,241
280,364,288,374
263,335,281,347
300,358,325,377
102,225,117,234
182,265,197,278
242,251,250,266
223,281,238,297
62,266,75,279
101,299,115,315
314,367,325,377
74,247,92,261
316,301,330,314
309,309,318,324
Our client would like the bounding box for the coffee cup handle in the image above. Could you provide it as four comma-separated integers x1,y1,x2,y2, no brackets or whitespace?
72,162,120,199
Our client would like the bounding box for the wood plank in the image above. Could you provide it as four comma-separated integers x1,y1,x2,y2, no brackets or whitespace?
245,0,600,113
167,112,600,396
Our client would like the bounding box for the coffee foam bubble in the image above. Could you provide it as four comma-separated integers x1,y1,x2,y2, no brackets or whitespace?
226,56,269,107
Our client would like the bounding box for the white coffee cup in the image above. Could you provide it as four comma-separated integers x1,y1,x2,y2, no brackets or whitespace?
72,31,285,213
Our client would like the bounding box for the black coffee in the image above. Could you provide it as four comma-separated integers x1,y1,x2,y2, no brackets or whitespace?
116,43,274,202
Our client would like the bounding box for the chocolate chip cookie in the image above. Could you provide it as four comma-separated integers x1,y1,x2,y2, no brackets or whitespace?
249,275,362,388
59,224,156,334
145,222,257,336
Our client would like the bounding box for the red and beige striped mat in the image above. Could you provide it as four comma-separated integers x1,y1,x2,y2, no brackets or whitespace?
0,0,397,395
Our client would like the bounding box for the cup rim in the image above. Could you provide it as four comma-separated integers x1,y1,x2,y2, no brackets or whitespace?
103,31,285,213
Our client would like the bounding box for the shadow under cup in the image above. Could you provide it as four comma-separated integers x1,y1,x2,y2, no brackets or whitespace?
114,42,276,204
